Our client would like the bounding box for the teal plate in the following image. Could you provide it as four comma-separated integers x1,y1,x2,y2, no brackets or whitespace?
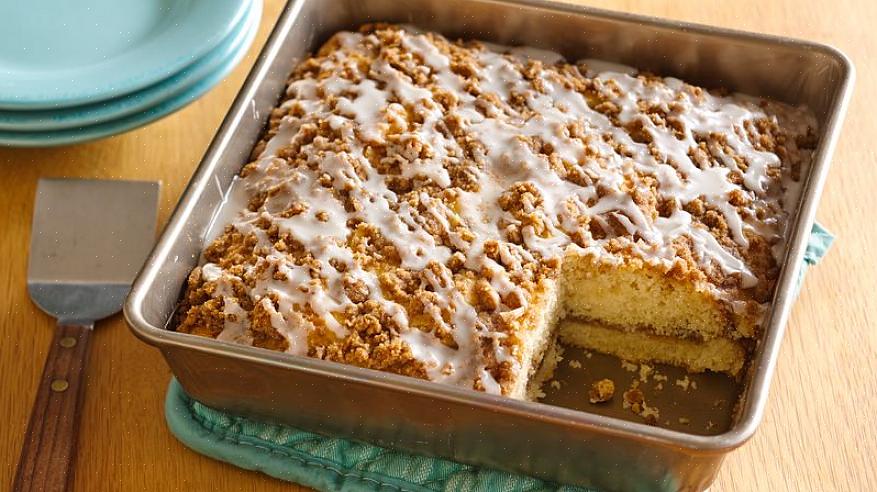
0,0,261,147
0,0,251,110
0,0,256,131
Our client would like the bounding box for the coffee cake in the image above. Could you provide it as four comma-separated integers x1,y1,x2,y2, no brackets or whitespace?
176,24,817,399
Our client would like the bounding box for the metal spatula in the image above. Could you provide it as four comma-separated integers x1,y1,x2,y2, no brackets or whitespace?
15,178,159,492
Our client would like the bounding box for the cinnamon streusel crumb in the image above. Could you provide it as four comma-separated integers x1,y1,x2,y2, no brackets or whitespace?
588,378,616,404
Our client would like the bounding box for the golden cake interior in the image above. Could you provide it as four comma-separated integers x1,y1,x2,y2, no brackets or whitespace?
176,24,817,403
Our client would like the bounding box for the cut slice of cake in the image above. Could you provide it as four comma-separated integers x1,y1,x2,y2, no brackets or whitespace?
176,24,818,400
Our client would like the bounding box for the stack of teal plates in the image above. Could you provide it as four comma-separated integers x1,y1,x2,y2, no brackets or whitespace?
0,0,262,147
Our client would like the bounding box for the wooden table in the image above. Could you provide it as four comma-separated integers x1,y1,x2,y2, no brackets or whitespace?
1,1,875,490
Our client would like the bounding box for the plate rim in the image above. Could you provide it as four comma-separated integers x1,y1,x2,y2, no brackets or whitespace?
0,2,259,131
0,0,253,110
0,0,262,147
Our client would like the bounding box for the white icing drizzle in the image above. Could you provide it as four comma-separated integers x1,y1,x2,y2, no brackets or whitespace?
196,27,816,394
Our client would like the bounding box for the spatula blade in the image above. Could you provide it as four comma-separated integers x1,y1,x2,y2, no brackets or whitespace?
28,178,159,324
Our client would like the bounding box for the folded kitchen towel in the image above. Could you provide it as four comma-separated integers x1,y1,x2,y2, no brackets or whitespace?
798,222,833,291
164,224,833,492
165,379,597,492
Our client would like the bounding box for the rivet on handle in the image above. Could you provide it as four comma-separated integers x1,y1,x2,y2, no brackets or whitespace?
59,337,77,348
50,380,69,392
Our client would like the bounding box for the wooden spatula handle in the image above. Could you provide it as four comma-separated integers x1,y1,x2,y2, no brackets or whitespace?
14,323,92,492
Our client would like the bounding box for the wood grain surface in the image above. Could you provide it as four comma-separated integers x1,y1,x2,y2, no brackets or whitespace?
1,1,875,490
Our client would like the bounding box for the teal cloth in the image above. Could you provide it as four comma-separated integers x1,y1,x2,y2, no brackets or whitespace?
166,380,593,492
165,224,833,492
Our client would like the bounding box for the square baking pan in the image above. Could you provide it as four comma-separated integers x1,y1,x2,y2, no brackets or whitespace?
125,0,854,490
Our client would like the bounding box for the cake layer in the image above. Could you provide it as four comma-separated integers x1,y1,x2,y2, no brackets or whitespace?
526,338,564,400
176,24,817,397
508,280,563,399
559,319,747,376
560,251,755,341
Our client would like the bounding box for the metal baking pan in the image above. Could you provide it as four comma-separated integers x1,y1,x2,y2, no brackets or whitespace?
125,0,854,490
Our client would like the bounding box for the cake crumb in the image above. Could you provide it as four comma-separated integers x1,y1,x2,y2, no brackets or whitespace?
707,421,717,430
585,351,593,359
655,382,664,391
640,404,660,425
622,388,643,410
568,359,582,369
675,376,692,390
623,386,660,424
621,360,638,372
549,380,562,390
638,363,654,382
588,378,615,404
678,417,690,425
653,373,668,382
